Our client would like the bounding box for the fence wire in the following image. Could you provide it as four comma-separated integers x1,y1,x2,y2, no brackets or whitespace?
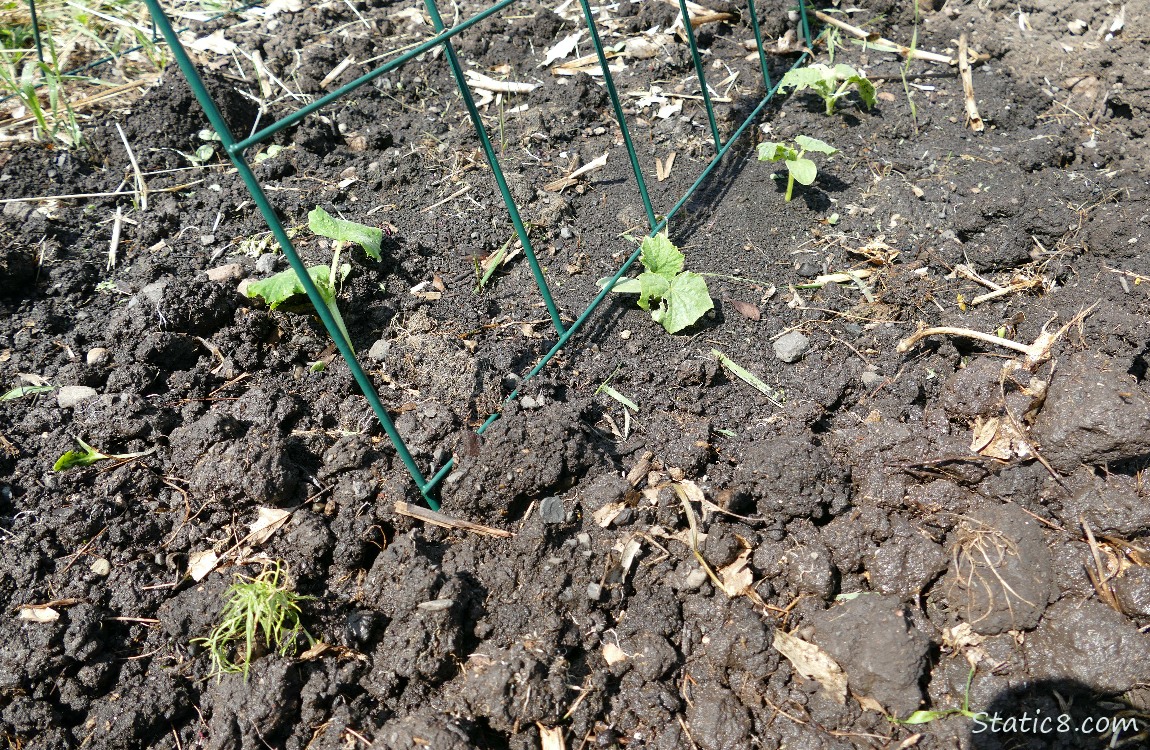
124,0,816,509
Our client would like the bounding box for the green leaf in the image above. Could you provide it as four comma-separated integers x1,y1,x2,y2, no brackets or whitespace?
307,207,383,261
246,266,337,309
794,135,838,155
778,66,824,93
833,63,861,80
193,144,215,162
636,271,671,311
53,438,107,471
639,234,685,281
1,384,54,401
598,385,639,411
898,710,954,725
786,158,818,185
599,277,643,294
651,271,713,334
757,141,795,162
851,75,877,109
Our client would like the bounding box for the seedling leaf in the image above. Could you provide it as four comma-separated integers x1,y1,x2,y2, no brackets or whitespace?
757,141,794,162
652,271,714,334
794,135,838,155
1,385,55,401
640,234,684,280
53,438,107,471
246,265,347,309
786,158,818,185
307,206,383,261
601,234,713,334
637,271,671,311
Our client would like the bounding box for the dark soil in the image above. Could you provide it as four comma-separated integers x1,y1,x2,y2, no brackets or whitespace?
2,0,1150,748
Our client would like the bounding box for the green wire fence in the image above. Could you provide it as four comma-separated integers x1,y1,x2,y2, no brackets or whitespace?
118,0,815,509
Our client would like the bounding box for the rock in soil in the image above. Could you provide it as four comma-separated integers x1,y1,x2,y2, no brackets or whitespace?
811,594,930,717
1023,599,1150,693
1031,352,1150,471
772,331,810,363
1113,566,1150,618
732,435,851,522
943,503,1054,635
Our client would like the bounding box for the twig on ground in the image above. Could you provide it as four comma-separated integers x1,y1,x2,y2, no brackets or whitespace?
1082,518,1121,612
958,34,983,132
393,501,512,538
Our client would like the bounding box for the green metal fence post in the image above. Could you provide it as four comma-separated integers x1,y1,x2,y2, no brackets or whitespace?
745,0,772,92
26,0,45,64
423,0,567,336
576,0,657,232
139,0,439,508
676,0,722,150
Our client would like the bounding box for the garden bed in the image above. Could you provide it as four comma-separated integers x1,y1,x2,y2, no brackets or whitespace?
2,0,1150,748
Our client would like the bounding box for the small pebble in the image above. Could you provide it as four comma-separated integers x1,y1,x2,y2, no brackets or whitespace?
587,582,603,601
367,339,390,362
417,598,455,612
773,331,810,363
1067,19,1088,35
89,558,111,577
254,253,279,275
204,263,243,283
684,567,709,590
57,386,97,409
577,533,592,548
612,507,634,526
85,348,108,366
521,396,539,409
620,330,632,340
539,496,566,524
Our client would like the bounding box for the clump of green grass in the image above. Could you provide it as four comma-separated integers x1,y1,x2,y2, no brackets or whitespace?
0,0,234,146
195,561,314,680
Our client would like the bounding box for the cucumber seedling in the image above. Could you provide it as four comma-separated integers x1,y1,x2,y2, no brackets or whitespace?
599,234,714,334
246,207,384,353
778,63,876,116
757,136,839,202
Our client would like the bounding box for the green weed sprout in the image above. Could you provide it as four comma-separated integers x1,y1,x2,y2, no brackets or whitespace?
757,136,839,202
195,561,314,681
245,207,384,353
778,63,876,116
599,234,714,334
53,437,156,471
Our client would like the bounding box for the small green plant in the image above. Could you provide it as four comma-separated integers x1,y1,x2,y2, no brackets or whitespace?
600,234,714,334
246,207,384,353
194,561,314,680
53,437,156,471
893,666,979,725
778,63,876,116
1,384,55,401
757,135,838,202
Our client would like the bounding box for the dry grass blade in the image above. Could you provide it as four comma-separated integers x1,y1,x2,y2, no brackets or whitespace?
1081,517,1121,612
393,501,513,538
711,349,783,407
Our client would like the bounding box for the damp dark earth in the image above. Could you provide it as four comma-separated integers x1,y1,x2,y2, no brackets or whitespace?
2,0,1150,748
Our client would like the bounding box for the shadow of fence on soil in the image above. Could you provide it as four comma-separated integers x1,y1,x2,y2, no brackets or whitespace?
115,0,820,507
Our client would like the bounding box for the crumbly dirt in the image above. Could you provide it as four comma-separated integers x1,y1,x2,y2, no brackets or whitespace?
2,0,1150,748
